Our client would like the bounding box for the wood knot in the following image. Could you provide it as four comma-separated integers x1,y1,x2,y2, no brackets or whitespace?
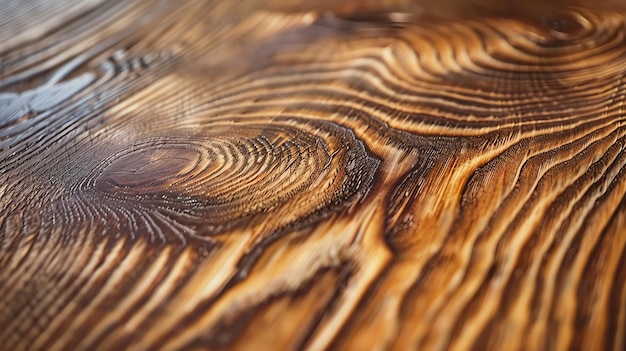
95,147,201,193
535,11,590,42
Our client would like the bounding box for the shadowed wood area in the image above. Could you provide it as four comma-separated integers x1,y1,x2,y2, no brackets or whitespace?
1,0,626,350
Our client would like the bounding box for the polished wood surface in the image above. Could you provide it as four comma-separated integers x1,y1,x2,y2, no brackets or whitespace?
1,0,625,350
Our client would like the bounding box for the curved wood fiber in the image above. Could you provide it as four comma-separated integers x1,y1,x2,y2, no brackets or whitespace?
1,0,625,350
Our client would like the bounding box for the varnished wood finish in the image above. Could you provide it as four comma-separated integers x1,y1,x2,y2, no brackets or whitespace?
1,1,625,350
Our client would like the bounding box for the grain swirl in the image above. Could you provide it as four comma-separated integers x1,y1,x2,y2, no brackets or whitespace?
0,1,625,351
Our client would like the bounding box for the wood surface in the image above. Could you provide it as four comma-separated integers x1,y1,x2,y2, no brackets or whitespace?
1,0,625,350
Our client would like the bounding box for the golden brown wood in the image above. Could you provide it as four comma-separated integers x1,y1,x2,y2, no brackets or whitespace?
1,0,625,350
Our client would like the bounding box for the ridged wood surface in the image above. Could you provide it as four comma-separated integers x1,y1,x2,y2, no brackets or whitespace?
1,0,625,350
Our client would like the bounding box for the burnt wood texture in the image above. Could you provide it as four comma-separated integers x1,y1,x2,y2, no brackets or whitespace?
1,0,625,350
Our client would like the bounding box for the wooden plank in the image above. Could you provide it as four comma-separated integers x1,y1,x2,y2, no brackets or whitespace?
1,0,625,350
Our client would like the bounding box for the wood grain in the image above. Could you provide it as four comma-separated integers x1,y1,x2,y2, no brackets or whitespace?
1,0,625,350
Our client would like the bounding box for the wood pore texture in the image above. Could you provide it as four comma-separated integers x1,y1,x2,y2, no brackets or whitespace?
1,0,626,350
